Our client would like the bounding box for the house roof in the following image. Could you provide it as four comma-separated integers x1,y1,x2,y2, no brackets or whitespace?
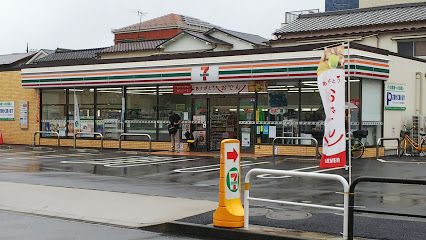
207,28,268,46
101,40,166,53
0,52,35,65
274,2,426,35
113,13,217,34
34,47,106,63
161,30,233,47
24,42,426,70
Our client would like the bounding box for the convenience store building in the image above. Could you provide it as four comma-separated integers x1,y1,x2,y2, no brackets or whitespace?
20,43,426,155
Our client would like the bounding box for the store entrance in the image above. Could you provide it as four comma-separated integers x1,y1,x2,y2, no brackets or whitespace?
209,97,239,150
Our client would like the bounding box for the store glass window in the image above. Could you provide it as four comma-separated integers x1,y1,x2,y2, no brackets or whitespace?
192,98,208,149
299,80,324,144
158,85,191,141
96,88,123,139
348,79,361,131
256,81,299,144
126,86,158,140
68,89,95,137
41,89,67,137
362,79,383,146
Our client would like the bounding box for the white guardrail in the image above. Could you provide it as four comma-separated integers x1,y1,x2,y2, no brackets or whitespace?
244,168,349,239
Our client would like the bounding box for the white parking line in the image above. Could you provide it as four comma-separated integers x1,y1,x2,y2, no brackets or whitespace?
376,158,426,164
61,156,205,168
173,161,269,173
105,157,203,168
61,156,186,164
62,156,152,164
256,166,319,179
256,166,345,179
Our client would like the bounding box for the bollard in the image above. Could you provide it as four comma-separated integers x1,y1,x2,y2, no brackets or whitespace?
213,139,244,228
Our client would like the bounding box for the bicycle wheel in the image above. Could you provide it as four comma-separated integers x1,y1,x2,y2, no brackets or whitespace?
351,139,364,160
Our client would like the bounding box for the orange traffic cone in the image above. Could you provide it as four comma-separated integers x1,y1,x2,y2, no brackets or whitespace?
0,131,4,145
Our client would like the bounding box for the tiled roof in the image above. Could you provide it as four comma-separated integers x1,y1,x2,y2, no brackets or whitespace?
275,2,426,35
35,48,106,62
0,52,35,65
113,13,217,33
208,28,268,46
184,31,232,46
101,40,166,53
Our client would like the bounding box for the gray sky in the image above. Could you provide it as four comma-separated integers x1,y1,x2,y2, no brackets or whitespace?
0,0,324,54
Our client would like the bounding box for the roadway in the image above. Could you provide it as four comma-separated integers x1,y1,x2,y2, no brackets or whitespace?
0,145,425,239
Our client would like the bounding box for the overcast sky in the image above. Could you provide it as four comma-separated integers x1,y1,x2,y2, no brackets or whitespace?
0,0,324,54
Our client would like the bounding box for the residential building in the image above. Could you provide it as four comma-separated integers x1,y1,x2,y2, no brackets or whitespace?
272,3,426,59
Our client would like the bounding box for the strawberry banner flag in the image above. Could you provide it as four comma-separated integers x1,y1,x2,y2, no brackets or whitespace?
317,46,346,168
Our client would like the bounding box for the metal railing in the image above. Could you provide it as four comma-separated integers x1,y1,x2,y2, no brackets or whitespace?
244,168,349,239
348,177,426,240
272,137,320,166
73,132,103,150
376,137,400,160
118,133,152,153
33,131,60,147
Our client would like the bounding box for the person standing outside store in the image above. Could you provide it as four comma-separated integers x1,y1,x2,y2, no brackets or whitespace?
168,111,181,152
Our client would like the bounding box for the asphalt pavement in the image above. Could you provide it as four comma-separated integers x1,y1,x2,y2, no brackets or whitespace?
0,145,425,240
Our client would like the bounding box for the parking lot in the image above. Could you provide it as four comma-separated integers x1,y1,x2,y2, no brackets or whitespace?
0,145,425,239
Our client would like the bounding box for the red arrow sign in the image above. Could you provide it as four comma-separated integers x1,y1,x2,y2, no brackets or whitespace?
227,148,238,162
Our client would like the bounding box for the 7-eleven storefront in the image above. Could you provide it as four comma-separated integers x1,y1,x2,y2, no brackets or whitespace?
21,45,401,155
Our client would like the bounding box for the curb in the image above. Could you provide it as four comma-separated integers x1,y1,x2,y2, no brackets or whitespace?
142,222,309,240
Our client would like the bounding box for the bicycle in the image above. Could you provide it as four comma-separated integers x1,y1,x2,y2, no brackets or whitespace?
399,125,426,157
350,130,368,159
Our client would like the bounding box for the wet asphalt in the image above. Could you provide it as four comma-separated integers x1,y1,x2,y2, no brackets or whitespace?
0,145,425,240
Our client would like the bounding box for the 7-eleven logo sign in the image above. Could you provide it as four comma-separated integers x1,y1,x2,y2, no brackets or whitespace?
191,65,218,82
200,66,209,81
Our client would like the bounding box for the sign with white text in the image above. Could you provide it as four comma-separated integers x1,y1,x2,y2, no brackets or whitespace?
384,83,406,110
19,101,28,129
0,101,15,121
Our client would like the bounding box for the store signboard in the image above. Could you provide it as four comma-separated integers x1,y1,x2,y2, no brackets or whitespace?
191,66,219,82
174,82,248,94
19,101,28,129
174,81,267,95
0,101,15,121
384,83,406,110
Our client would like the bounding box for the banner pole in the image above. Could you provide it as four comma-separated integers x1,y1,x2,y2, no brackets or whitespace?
347,41,352,184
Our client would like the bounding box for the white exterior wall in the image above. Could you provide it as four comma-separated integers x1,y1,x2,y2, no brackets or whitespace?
273,30,426,55
163,34,213,53
360,0,425,8
209,31,255,50
383,55,426,147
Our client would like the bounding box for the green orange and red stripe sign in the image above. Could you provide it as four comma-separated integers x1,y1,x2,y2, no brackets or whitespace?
21,57,389,88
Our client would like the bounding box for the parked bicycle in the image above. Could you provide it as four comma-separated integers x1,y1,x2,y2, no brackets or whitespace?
399,125,426,157
350,130,368,159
